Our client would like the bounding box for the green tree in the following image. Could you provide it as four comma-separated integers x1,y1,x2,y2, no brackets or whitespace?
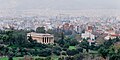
53,46,62,56
66,49,79,56
74,54,84,60
109,48,120,60
69,39,79,46
28,35,34,43
36,27,45,33
98,47,109,59
1,35,9,44
79,40,89,52
39,48,52,57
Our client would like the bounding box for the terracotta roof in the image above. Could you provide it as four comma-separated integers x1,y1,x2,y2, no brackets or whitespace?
110,34,120,37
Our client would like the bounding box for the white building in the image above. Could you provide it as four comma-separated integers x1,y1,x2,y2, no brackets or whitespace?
81,31,95,40
74,26,82,34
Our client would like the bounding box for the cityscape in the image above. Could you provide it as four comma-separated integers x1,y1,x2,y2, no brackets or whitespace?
0,0,120,60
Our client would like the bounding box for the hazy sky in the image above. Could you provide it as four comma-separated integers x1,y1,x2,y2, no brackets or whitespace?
0,0,120,10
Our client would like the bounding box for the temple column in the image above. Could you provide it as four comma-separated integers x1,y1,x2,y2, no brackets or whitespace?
45,37,46,44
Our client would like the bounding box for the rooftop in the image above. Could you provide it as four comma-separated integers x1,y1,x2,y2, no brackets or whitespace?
27,32,53,37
